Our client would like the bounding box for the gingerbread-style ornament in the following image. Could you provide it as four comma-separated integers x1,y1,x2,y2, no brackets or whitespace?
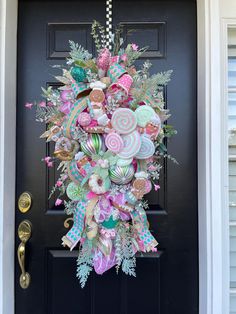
133,178,146,191
89,80,106,103
132,188,145,200
89,89,105,103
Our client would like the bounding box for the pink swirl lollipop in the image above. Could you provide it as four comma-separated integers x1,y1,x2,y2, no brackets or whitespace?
118,131,141,159
77,112,91,127
105,132,124,153
111,108,137,134
135,135,155,159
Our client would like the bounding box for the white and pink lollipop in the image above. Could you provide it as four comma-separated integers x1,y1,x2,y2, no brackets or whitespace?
135,135,155,159
105,132,124,153
111,108,137,134
118,131,141,159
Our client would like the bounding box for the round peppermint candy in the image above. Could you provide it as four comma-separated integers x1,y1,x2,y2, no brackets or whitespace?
135,105,156,128
135,135,155,159
118,131,141,159
66,182,84,201
117,158,133,167
111,108,137,134
105,132,124,153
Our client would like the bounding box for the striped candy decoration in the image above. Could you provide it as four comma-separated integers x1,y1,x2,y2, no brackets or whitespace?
63,98,87,138
109,165,135,185
67,160,84,185
81,134,105,156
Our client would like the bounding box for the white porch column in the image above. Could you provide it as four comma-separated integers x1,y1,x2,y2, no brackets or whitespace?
0,1,18,314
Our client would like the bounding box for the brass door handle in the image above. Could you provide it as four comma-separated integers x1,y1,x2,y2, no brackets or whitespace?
17,220,32,289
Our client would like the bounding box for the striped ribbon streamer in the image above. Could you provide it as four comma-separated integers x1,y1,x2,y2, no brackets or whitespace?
61,201,87,250
106,0,113,50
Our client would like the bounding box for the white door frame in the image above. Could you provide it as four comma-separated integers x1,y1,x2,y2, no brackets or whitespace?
0,0,227,313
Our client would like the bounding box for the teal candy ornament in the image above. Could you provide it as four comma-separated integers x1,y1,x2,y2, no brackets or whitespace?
71,66,87,82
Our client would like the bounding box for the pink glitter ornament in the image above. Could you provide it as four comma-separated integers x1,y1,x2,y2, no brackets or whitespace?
77,112,91,127
97,48,111,72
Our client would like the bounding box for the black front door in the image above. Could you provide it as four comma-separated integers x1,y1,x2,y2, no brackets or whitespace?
16,1,198,313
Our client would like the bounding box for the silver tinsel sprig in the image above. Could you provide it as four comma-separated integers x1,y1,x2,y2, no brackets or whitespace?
109,183,131,196
71,126,88,142
35,105,60,123
67,40,92,65
135,199,149,211
64,200,78,215
105,95,120,114
86,68,99,83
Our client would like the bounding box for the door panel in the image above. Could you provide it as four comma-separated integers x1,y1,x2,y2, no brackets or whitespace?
16,1,198,313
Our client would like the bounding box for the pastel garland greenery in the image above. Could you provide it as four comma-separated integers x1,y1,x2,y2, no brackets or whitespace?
26,21,176,288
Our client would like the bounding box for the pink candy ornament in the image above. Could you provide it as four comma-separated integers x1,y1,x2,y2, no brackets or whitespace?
77,112,91,127
97,48,111,72
105,132,124,153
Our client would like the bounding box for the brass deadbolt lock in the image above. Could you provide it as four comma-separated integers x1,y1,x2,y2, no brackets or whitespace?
18,192,32,213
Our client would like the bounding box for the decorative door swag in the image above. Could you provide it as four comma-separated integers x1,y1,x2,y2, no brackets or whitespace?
26,21,176,287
